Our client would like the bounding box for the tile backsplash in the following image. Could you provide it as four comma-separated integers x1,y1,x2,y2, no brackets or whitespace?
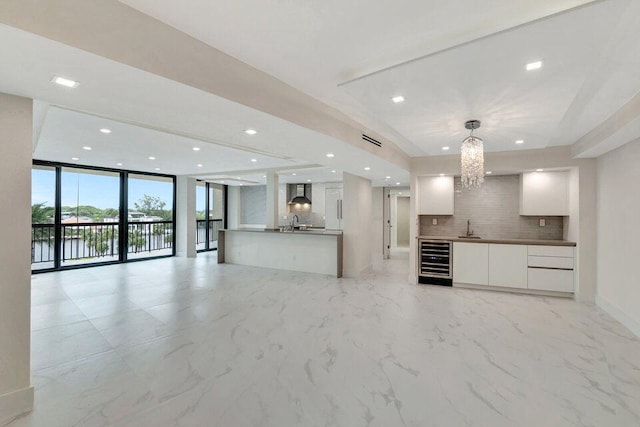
419,175,564,240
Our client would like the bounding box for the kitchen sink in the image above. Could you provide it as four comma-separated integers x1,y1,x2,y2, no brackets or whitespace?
457,236,482,239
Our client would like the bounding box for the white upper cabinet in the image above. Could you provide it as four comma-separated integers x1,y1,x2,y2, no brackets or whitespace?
520,171,569,216
418,176,454,215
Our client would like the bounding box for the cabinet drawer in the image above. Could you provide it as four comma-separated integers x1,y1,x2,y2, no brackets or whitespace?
528,256,573,269
528,245,574,258
527,268,574,292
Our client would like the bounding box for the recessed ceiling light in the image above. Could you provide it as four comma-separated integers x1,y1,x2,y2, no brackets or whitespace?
392,95,405,103
331,170,336,173
197,164,203,168
536,168,544,172
154,168,160,171
364,167,371,171
515,140,524,144
439,173,445,177
240,183,244,186
116,162,123,166
326,153,335,158
263,175,267,178
250,158,257,163
486,171,492,174
99,128,111,134
307,179,311,182
399,192,402,195
442,146,450,151
192,147,200,151
396,182,401,185
51,75,79,88
236,176,241,179
221,180,225,183
82,146,91,151
385,176,391,179
526,61,543,71
71,157,79,161
148,156,156,160
292,173,296,176
245,129,257,135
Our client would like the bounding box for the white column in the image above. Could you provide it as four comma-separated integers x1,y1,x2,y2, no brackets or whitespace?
227,186,241,229
342,172,373,278
265,172,279,230
175,176,196,258
0,93,34,421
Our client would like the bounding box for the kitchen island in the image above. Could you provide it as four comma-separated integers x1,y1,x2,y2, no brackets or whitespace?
218,229,343,277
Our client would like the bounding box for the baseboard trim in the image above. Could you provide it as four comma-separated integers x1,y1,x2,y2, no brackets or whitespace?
596,295,640,339
0,386,33,425
454,283,574,298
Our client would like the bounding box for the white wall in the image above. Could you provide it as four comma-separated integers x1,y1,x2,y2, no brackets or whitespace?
597,138,640,337
227,186,240,229
0,93,33,421
371,187,384,261
342,173,372,277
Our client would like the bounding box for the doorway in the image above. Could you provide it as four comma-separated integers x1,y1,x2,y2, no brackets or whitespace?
385,187,410,259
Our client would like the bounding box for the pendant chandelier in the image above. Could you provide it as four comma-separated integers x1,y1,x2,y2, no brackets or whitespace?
461,120,484,189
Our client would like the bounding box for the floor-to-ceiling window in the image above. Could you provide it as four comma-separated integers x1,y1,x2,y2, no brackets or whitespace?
60,167,121,267
195,181,226,252
31,161,176,272
127,173,175,260
31,165,56,270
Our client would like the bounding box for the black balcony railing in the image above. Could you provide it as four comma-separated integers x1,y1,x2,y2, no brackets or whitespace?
62,222,120,261
128,221,173,254
196,218,223,250
31,223,55,264
31,220,174,268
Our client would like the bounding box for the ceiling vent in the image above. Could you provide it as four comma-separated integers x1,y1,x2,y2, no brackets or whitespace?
362,133,382,148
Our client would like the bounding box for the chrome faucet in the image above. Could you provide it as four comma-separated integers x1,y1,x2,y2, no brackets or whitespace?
466,219,474,237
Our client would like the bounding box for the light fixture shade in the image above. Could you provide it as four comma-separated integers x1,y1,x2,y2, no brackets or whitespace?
461,135,484,188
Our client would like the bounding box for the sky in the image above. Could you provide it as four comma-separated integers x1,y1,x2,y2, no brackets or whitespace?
32,168,174,211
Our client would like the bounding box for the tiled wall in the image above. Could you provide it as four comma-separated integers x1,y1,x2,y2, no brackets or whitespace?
240,185,266,225
419,175,564,239
279,184,325,227
283,205,324,227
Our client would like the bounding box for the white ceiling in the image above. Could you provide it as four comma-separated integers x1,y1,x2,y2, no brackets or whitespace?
119,0,599,156
3,0,639,185
0,24,409,186
341,0,640,156
35,106,308,175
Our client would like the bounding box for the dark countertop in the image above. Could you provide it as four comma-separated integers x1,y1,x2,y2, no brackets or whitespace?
222,228,343,236
417,235,576,247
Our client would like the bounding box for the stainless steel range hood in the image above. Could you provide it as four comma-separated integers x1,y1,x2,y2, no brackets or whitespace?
288,184,312,205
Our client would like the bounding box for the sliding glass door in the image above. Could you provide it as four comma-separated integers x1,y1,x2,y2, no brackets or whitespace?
195,181,225,252
31,161,176,272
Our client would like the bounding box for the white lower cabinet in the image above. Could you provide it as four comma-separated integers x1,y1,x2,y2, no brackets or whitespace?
453,242,488,285
452,242,576,294
527,268,574,292
488,244,528,289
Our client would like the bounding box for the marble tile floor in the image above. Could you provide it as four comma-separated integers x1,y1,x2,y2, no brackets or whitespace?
6,252,640,427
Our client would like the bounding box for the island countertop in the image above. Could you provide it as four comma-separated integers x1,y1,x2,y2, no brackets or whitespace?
221,228,343,236
417,235,576,247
